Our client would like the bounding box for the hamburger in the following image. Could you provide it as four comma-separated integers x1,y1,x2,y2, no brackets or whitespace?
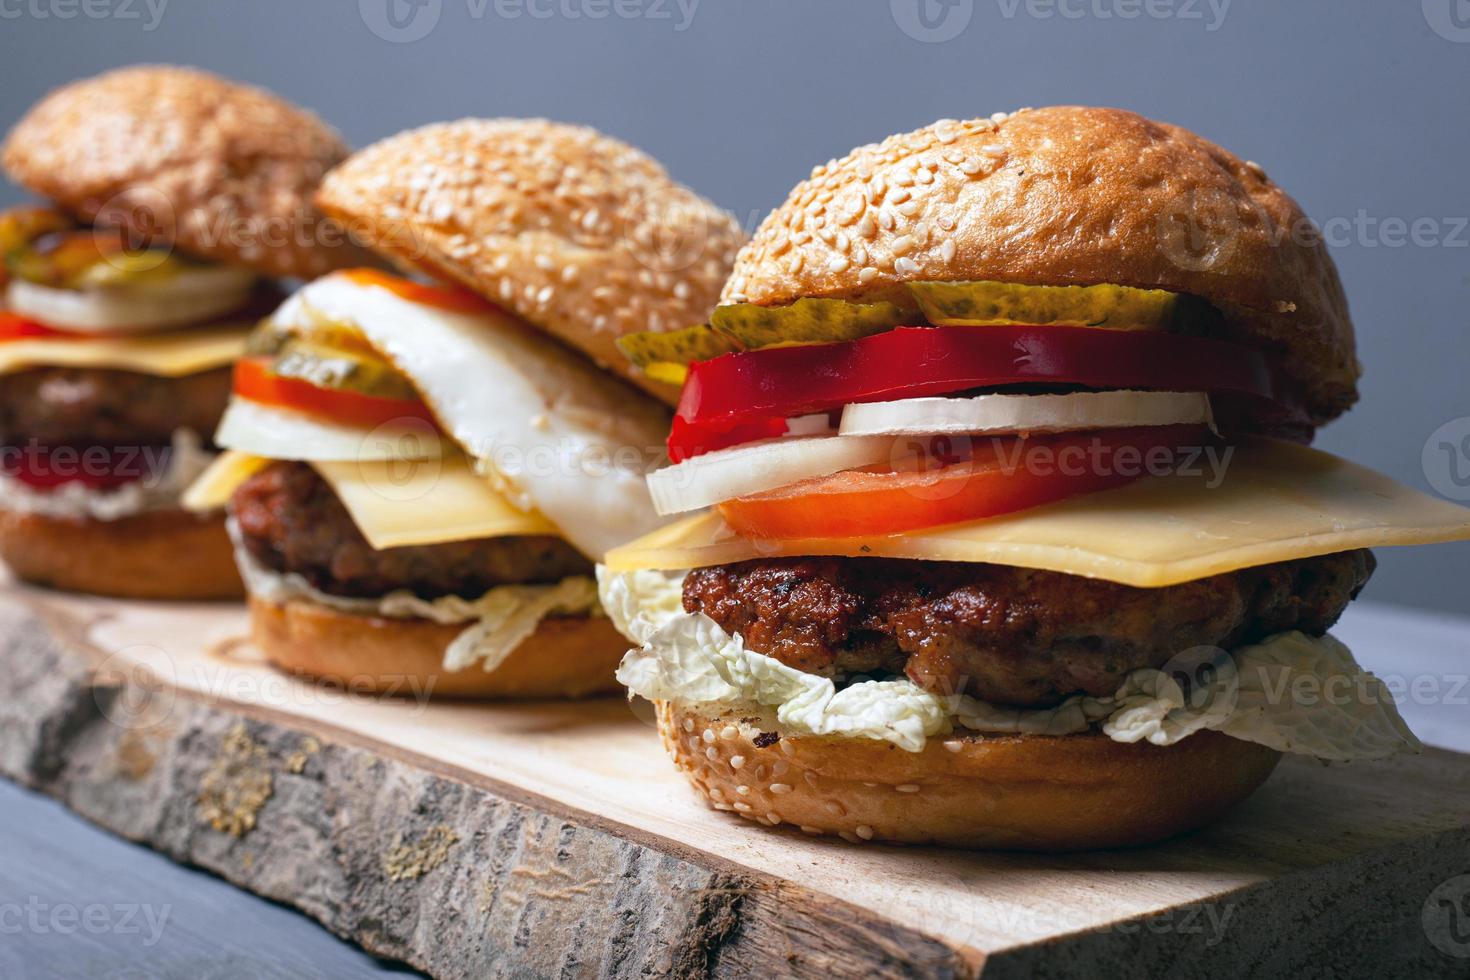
599,107,1470,849
0,66,368,599
185,119,743,698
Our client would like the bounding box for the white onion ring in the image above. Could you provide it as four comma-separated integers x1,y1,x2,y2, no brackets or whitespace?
839,390,1212,437
6,265,257,333
215,397,445,462
647,435,898,515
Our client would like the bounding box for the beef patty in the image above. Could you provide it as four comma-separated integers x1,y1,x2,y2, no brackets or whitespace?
0,366,232,447
231,461,590,600
682,552,1373,707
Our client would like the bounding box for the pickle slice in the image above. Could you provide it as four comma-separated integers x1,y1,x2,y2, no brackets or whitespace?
269,339,420,402
908,280,1214,331
0,207,73,268
617,323,738,373
709,295,919,349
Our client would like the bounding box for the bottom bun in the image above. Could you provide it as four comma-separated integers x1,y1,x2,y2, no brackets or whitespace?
249,594,627,699
0,506,243,600
658,702,1281,850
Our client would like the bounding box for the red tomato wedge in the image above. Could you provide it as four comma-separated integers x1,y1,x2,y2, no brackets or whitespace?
3,445,157,490
671,326,1301,461
716,425,1209,539
341,267,496,315
0,311,80,341
232,356,439,430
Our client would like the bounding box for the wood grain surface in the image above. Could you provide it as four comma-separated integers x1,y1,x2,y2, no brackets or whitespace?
1,582,1468,978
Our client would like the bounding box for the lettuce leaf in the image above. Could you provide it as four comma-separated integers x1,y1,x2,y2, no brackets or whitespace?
599,567,1421,760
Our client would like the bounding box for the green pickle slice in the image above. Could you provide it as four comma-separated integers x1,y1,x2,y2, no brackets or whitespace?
268,339,421,402
617,323,738,379
246,304,419,402
709,295,918,349
611,281,1216,382
907,280,1209,330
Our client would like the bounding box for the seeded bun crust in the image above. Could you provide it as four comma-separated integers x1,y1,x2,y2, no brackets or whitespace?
2,65,372,279
0,507,242,600
658,702,1282,850
723,107,1357,425
315,118,745,403
249,596,626,699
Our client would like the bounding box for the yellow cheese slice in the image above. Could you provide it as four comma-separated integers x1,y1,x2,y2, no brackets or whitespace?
603,439,1470,587
310,453,556,550
182,451,270,512
182,449,557,548
0,324,249,377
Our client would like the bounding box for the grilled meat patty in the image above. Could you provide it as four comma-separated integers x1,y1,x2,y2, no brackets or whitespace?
231,461,590,600
0,366,232,447
682,552,1373,707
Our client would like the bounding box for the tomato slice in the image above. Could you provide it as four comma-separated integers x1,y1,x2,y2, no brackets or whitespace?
3,445,159,491
0,311,79,341
670,326,1301,460
341,268,496,315
716,425,1209,539
232,356,439,430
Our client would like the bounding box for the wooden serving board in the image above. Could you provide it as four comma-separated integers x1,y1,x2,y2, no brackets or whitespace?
1,578,1468,979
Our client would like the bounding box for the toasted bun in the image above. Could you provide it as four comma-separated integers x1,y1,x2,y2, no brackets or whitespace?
2,65,372,279
248,595,625,699
723,107,1357,426
0,507,242,600
658,703,1281,850
315,118,744,403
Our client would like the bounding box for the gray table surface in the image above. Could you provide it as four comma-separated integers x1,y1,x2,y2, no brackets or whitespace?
0,776,419,979
1,600,1465,977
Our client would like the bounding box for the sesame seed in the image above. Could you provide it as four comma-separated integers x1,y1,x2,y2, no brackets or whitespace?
754,765,768,781
801,826,824,835
890,235,915,256
764,813,781,825
733,801,752,812
858,267,879,284
824,800,847,817
709,787,724,800
713,803,734,812
942,740,963,753
720,725,737,741
730,755,745,770
788,254,804,274
855,825,875,840
827,256,850,273
888,187,912,205
939,239,957,263
770,783,793,795
705,747,718,761
736,785,750,795
894,256,920,276
895,784,921,794
702,729,715,744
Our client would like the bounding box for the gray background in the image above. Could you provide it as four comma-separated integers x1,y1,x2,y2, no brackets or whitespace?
0,0,1466,613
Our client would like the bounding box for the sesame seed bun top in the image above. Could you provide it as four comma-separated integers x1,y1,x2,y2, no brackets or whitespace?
2,65,372,280
315,118,745,402
723,106,1358,427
